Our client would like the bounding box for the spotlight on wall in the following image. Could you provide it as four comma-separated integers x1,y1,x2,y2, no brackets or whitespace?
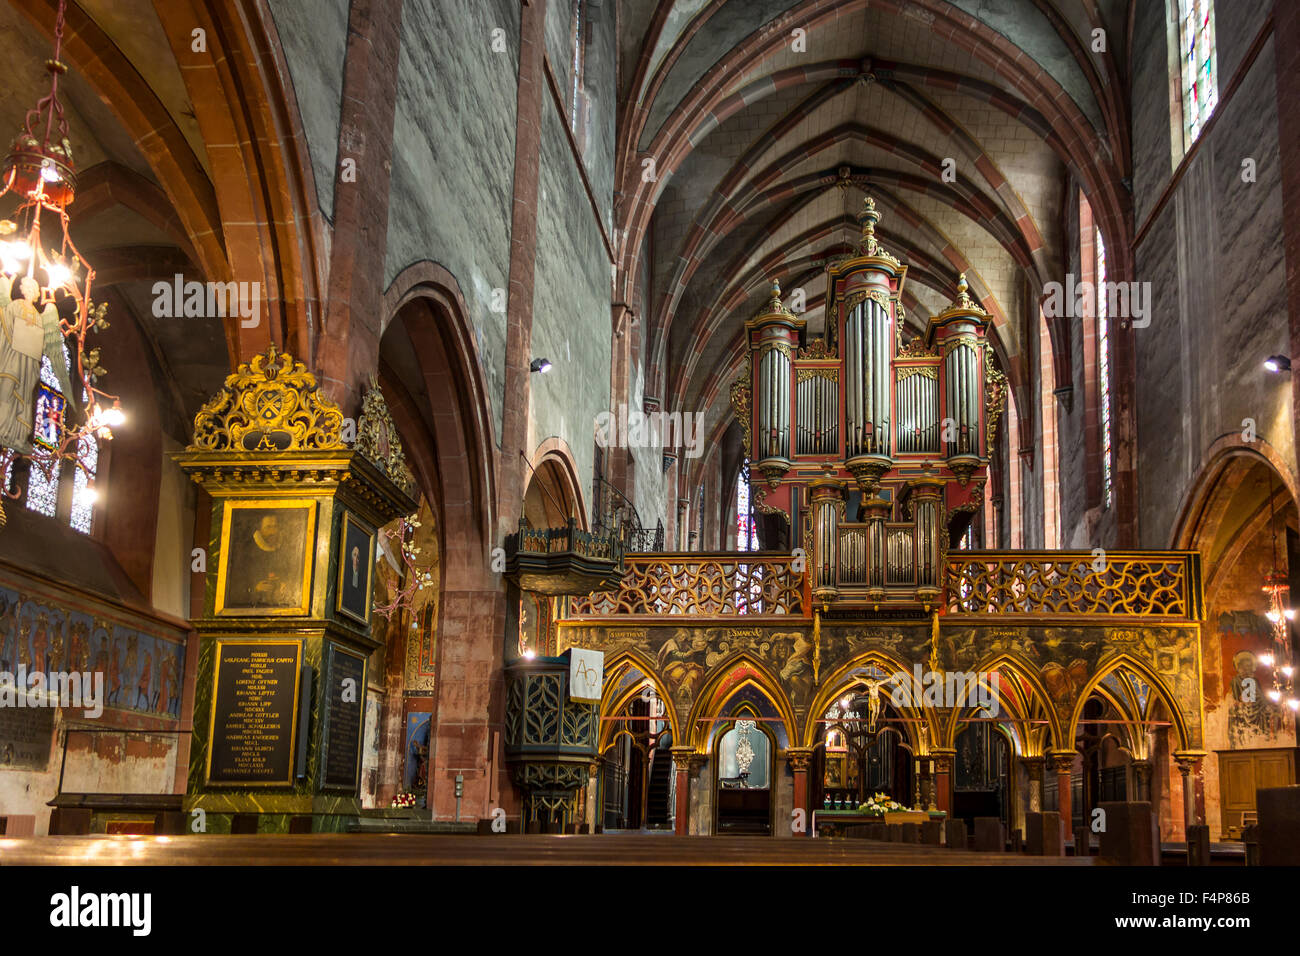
530,358,552,374
1264,355,1291,373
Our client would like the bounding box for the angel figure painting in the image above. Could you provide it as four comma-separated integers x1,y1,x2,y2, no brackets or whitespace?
0,274,78,453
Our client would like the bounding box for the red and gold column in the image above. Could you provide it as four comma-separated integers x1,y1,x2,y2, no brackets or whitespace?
670,746,696,836
787,748,814,836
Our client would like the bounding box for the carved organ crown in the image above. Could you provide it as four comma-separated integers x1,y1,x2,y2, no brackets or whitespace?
732,198,1006,611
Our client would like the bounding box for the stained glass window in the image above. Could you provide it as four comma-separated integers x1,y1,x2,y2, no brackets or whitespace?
1177,0,1217,148
17,350,98,532
24,456,58,517
1096,227,1112,509
736,459,758,551
70,433,99,534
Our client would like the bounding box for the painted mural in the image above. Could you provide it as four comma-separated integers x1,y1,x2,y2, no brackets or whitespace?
0,583,185,719
1214,610,1295,748
403,712,431,806
560,618,1204,751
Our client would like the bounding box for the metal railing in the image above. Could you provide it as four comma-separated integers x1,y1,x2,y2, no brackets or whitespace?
592,476,665,553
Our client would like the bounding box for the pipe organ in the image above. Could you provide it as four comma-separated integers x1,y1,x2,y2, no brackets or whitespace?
733,197,1007,612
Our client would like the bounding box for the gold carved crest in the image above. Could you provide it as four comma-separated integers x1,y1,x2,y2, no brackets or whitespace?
356,378,417,496
189,345,345,452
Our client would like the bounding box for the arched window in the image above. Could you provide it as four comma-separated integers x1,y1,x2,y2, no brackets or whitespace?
1078,192,1112,514
4,346,99,533
736,458,758,551
569,0,588,138
1096,226,1112,509
1174,0,1218,149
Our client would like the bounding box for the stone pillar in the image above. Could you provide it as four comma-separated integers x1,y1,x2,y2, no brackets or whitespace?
787,748,813,837
1023,756,1045,813
1131,759,1153,802
586,762,600,833
1274,0,1300,465
1049,751,1075,835
670,747,696,836
933,751,954,813
1174,752,1206,836
497,0,548,532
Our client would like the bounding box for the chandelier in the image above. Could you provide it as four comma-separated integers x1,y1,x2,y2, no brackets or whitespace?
0,0,122,521
1260,476,1298,712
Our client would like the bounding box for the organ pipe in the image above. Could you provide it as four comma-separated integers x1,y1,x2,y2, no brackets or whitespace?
845,299,892,459
733,202,1000,612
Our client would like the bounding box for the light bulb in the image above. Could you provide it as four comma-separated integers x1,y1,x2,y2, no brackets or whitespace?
1268,689,1281,702
1260,653,1275,668
44,263,71,287
75,486,98,507
522,648,536,660
102,406,126,427
1267,609,1281,624
1283,665,1295,678
5,240,31,260
40,161,61,183
1288,699,1300,711
1,259,18,275
1286,609,1296,621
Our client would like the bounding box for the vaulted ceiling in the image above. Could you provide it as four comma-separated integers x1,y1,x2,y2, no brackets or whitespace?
612,0,1135,457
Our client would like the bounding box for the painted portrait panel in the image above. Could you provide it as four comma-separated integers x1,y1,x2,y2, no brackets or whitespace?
217,500,316,615
337,512,375,624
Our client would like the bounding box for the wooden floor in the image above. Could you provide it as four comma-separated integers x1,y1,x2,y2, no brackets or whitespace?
0,833,1094,866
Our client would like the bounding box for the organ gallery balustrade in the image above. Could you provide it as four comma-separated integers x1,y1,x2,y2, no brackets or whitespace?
566,550,1202,623
566,553,808,618
943,551,1202,620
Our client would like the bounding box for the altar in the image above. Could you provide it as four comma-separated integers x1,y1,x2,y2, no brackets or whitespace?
812,809,943,838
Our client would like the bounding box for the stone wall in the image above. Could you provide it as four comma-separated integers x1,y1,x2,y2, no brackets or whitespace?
265,0,349,219
383,0,522,443
530,98,614,521
1130,22,1290,546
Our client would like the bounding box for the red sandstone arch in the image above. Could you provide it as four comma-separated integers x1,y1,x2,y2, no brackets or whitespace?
151,0,327,361
525,439,589,531
13,0,327,367
379,261,504,820
1171,436,1300,553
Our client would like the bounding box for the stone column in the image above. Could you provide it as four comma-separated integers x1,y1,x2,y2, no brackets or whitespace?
787,748,813,836
1023,756,1045,813
932,750,955,813
1174,752,1206,836
1049,751,1075,831
1131,759,1153,802
1274,0,1300,467
670,747,696,836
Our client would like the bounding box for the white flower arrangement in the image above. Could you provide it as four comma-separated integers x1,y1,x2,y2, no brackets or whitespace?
857,791,908,816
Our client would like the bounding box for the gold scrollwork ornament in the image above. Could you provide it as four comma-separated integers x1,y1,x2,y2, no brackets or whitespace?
190,344,345,452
